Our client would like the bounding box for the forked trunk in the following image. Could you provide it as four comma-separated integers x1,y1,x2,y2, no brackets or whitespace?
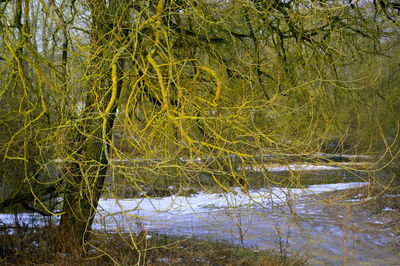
56,2,125,252
55,0,138,253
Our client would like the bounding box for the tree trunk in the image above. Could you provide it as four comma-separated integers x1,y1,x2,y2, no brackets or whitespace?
56,0,127,253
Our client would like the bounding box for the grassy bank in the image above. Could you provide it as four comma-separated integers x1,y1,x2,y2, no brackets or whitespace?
0,223,307,265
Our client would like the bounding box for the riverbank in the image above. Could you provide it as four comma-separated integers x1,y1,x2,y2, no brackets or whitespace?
318,183,400,237
1,181,398,264
0,224,307,265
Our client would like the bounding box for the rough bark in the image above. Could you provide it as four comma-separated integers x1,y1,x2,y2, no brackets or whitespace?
56,0,127,253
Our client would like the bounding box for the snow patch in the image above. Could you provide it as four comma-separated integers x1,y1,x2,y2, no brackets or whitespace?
93,182,367,232
0,182,368,234
238,164,341,172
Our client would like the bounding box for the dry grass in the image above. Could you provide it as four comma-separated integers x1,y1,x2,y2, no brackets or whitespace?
0,221,308,265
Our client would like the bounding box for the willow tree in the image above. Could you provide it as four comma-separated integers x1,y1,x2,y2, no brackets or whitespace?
1,0,399,254
54,0,133,251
